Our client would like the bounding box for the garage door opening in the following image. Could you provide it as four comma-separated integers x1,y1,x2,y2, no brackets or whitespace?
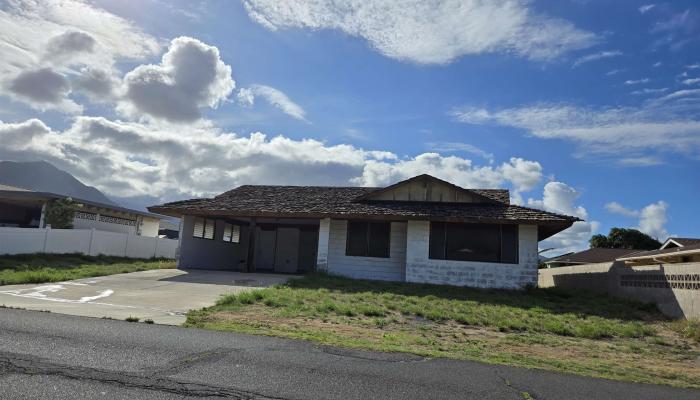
253,223,319,274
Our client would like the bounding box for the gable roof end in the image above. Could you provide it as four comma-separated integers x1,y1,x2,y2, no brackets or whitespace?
354,174,504,204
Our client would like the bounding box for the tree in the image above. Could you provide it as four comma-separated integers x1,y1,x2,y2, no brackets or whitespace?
589,228,661,250
589,234,609,248
44,198,81,229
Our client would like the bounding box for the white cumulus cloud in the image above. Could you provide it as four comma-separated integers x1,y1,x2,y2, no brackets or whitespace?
0,0,159,112
605,200,669,240
528,182,598,254
0,117,549,207
119,37,235,123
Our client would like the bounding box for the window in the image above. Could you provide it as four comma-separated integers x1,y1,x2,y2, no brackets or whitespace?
193,217,215,240
222,223,240,243
346,221,391,258
429,222,518,264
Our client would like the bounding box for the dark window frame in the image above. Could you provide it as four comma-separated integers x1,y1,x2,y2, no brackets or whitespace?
429,222,519,264
193,217,216,240
345,220,391,258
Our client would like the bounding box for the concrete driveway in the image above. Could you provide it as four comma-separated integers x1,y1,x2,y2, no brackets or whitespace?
0,269,292,325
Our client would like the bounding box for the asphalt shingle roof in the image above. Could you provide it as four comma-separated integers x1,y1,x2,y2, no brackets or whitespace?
619,243,700,260
669,238,700,247
150,185,579,231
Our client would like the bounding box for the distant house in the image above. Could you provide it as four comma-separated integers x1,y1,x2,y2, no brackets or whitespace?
0,184,163,237
543,248,640,268
659,237,700,250
158,219,180,239
149,174,579,289
617,238,700,266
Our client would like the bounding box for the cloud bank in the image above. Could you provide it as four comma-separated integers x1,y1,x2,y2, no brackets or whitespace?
243,0,596,64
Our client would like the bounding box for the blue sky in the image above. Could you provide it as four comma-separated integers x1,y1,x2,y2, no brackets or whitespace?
0,0,698,254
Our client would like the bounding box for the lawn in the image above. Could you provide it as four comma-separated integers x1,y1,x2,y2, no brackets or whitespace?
186,273,700,388
0,253,176,285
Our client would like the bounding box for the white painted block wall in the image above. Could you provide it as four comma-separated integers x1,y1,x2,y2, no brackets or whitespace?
325,219,407,281
0,227,177,259
405,221,539,289
316,218,330,271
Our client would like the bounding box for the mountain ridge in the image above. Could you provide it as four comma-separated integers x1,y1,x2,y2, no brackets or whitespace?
0,160,116,205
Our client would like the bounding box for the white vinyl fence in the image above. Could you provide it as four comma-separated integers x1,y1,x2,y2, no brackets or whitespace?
0,227,177,259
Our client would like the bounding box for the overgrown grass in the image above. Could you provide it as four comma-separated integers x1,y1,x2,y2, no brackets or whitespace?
0,253,175,285
186,273,700,388
670,319,700,343
207,273,657,339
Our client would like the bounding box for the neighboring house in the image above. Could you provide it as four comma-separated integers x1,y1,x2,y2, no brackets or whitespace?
158,219,180,239
150,174,579,289
659,237,700,250
0,184,163,237
617,238,700,266
543,248,640,268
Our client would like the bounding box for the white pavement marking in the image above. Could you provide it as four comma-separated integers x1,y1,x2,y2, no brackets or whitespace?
0,284,113,304
0,282,185,316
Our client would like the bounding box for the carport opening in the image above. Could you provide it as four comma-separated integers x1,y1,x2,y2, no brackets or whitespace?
0,199,43,227
252,221,319,274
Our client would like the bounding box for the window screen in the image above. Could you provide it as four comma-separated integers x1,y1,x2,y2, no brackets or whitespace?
222,223,241,243
429,222,519,264
368,222,390,257
500,224,519,264
346,221,368,256
346,221,390,258
193,217,215,240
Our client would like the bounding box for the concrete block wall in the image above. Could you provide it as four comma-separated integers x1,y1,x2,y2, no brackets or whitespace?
405,221,539,289
539,261,700,319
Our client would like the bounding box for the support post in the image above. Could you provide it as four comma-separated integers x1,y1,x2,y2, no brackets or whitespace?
316,218,331,272
88,228,95,256
246,218,257,273
38,202,47,228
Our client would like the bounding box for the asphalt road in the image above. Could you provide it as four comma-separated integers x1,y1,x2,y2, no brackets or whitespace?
0,308,698,400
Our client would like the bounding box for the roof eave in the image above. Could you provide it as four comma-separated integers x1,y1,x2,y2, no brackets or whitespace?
146,206,577,228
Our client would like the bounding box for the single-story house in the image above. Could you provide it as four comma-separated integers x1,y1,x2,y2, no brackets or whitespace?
149,174,579,289
543,248,640,268
618,238,700,266
0,184,163,237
